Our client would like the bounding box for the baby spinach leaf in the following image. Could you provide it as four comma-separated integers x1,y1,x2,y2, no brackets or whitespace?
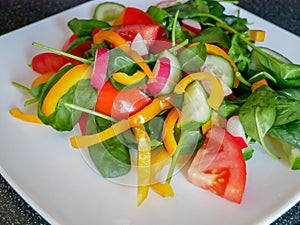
239,86,279,158
192,27,230,49
268,120,300,148
87,115,131,178
254,48,300,87
273,96,300,126
276,88,300,101
67,18,111,37
179,42,207,72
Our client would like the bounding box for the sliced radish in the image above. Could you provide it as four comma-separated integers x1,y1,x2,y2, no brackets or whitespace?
78,112,89,136
130,33,149,57
181,19,202,34
226,115,248,148
147,57,171,96
90,48,109,90
147,50,182,96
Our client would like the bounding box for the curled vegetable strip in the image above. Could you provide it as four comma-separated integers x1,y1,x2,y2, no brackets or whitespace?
132,125,151,206
93,30,154,80
10,108,42,124
174,72,224,110
112,70,146,85
162,108,180,156
70,96,173,148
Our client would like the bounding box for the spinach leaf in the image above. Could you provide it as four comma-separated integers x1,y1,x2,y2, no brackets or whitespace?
273,96,300,126
67,18,111,37
254,48,300,87
268,120,300,148
192,27,230,49
87,115,131,178
65,36,92,52
179,42,207,72
38,66,97,131
239,86,279,158
276,88,300,101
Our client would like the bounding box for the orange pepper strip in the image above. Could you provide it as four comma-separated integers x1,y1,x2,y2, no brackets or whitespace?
93,30,153,79
31,72,55,88
251,79,268,92
162,108,179,156
9,108,42,124
112,70,146,85
150,150,174,197
112,9,125,26
174,72,224,110
248,30,266,42
132,125,151,206
42,64,92,117
70,96,173,148
201,119,212,135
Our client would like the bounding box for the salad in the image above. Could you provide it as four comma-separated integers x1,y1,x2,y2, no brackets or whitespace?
9,0,300,206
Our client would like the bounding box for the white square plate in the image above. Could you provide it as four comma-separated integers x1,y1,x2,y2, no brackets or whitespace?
0,1,299,224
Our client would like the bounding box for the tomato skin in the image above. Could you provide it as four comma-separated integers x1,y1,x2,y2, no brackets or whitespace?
67,41,93,64
117,7,154,25
31,52,68,74
114,24,160,44
62,34,78,52
95,81,152,120
187,125,246,204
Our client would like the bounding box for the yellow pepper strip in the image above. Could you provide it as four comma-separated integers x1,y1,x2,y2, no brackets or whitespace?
201,119,212,135
9,107,42,124
162,108,179,156
174,72,224,110
132,125,151,206
248,30,266,42
93,30,154,80
150,150,174,197
70,96,173,148
42,64,92,116
251,79,268,92
31,72,55,88
112,70,146,85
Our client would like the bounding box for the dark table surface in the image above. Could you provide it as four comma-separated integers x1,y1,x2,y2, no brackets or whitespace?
0,0,299,224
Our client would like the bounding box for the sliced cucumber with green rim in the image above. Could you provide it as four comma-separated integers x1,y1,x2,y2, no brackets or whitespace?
93,2,125,24
204,54,234,88
181,81,211,129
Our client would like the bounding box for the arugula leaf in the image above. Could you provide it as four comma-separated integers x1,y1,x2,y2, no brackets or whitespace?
87,115,131,178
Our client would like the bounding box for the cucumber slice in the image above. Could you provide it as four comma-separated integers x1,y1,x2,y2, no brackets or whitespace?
93,2,125,24
204,54,234,88
181,81,211,129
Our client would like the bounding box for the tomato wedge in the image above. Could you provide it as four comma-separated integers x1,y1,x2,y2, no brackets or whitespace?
95,80,152,120
187,125,246,203
114,24,160,45
31,52,68,74
114,7,154,26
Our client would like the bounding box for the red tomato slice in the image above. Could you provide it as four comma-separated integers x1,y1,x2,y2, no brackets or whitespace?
114,24,160,45
95,80,152,120
31,52,68,74
115,7,154,26
62,34,78,52
187,125,246,204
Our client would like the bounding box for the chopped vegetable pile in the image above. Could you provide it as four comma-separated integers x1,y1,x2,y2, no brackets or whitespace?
10,0,300,206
